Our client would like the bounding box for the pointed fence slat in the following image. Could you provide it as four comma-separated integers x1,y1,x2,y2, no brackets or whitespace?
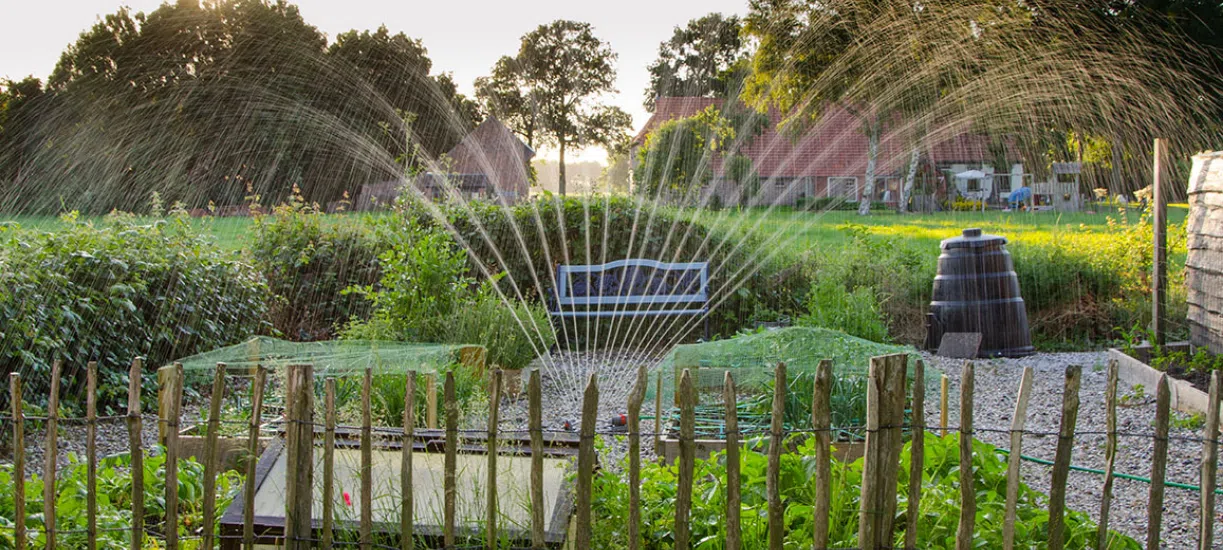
164,363,184,550
486,370,502,550
812,360,832,550
243,364,267,550
955,361,975,550
1146,374,1171,550
284,364,314,550
43,359,61,550
1098,359,1120,550
528,370,545,549
323,378,337,550
444,372,458,548
767,363,785,550
940,374,950,437
1002,366,1035,550
574,373,599,548
86,362,98,550
426,373,438,430
10,374,25,550
724,372,742,550
127,358,144,550
202,363,227,550
904,360,926,550
1048,365,1082,550
1200,371,1221,550
402,372,416,550
861,354,908,550
628,366,648,550
654,372,664,462
360,367,373,550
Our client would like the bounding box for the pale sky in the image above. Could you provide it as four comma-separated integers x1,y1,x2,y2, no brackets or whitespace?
0,0,748,164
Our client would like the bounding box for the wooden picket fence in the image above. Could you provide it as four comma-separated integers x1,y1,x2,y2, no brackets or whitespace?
5,353,1223,549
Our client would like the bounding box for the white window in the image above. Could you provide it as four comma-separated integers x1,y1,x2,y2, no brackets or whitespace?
828,177,859,202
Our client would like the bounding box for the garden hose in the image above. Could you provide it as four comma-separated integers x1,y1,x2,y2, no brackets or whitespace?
995,448,1223,496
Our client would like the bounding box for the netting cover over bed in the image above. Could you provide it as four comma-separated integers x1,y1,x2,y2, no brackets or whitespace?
171,336,479,377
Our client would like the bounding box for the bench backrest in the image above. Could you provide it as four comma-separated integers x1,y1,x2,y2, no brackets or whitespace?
555,259,708,307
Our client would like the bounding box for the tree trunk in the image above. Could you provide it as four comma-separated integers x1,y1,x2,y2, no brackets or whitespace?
900,147,920,214
558,137,567,196
859,118,880,216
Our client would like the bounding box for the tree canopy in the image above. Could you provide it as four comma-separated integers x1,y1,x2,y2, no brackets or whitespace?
644,13,751,112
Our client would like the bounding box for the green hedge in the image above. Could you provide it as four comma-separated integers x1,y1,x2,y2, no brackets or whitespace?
0,213,267,411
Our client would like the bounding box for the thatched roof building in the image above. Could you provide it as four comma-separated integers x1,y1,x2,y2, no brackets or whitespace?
1186,151,1223,352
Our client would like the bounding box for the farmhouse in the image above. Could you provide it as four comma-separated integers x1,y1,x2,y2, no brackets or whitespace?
631,97,1025,208
355,115,534,209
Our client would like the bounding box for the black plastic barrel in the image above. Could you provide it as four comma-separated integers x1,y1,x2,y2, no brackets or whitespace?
926,228,1034,357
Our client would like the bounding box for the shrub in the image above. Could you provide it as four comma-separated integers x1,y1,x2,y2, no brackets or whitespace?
799,278,890,342
0,213,267,411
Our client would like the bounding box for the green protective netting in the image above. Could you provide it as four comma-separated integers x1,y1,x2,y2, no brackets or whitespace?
649,327,937,439
170,336,481,377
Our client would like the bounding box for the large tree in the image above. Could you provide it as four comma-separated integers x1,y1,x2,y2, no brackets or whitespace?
474,56,537,149
494,20,632,195
644,13,750,112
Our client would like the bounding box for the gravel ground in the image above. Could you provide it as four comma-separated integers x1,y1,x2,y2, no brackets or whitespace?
4,348,1218,548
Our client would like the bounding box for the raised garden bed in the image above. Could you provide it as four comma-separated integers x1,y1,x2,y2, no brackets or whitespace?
1108,342,1223,420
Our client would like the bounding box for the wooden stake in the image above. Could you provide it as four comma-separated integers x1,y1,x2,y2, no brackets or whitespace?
243,364,267,550
360,368,373,550
284,364,314,550
322,378,336,550
1200,370,1221,550
724,372,742,550
574,373,599,548
164,363,184,550
905,360,926,550
1098,359,1119,550
528,369,545,549
444,371,458,548
861,355,908,550
486,369,502,550
10,374,25,550
1152,137,1168,346
767,363,785,550
654,371,663,461
127,358,144,550
86,361,98,550
43,359,61,550
1048,365,1082,550
402,372,415,550
955,362,975,550
940,374,949,437
1146,374,1171,550
813,360,833,550
202,363,227,550
426,373,438,430
628,366,648,550
1002,366,1035,550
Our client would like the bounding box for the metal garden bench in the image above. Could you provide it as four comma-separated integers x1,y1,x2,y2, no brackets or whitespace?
549,259,710,341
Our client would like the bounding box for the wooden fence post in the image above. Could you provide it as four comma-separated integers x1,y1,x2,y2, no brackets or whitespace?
402,372,416,550
486,370,502,550
1152,137,1168,346
860,354,908,550
904,360,926,550
574,373,599,549
284,364,314,550
813,360,833,550
323,378,336,550
954,361,975,550
444,371,458,548
426,373,438,430
86,361,98,550
1048,365,1082,550
724,372,742,550
940,374,949,437
10,374,25,550
127,358,144,550
767,363,786,550
43,360,62,550
202,363,227,550
1146,374,1171,550
654,372,664,462
164,363,184,550
1098,359,1119,549
528,369,545,549
1200,370,1221,550
360,368,373,550
243,364,267,550
628,366,648,550
1002,367,1034,550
